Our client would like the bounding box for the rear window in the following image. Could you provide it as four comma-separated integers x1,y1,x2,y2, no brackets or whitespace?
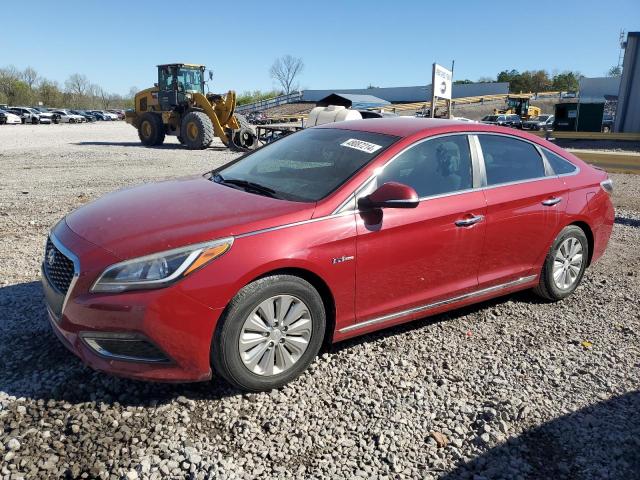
543,148,578,175
479,135,546,185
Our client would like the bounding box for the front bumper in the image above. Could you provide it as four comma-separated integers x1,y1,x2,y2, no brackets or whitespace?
42,223,224,383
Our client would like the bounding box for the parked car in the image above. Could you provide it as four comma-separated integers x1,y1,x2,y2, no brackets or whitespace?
87,110,109,121
51,109,85,123
71,110,97,122
31,107,58,124
90,110,118,120
107,109,125,120
104,111,119,120
522,115,555,131
481,114,521,128
8,107,51,124
0,109,22,124
42,118,614,391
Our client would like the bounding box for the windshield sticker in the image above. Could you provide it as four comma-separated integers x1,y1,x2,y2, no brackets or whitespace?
340,138,383,154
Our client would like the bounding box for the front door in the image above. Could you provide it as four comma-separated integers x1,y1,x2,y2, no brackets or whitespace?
354,134,486,323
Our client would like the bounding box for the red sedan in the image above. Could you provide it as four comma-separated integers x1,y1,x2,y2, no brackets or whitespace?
42,118,614,391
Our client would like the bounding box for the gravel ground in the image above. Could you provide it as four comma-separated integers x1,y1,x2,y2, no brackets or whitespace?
1,122,639,479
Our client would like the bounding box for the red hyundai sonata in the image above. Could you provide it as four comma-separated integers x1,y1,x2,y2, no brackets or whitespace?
42,118,614,391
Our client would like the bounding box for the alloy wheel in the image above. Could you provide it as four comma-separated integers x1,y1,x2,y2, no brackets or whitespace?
553,237,584,289
238,295,312,376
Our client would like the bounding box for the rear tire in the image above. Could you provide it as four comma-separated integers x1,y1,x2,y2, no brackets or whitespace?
181,111,213,149
211,275,326,392
137,113,165,146
534,225,589,301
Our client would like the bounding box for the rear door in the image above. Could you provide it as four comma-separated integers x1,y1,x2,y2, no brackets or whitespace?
475,133,567,287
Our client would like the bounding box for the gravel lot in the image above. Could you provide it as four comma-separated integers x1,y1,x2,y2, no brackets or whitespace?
1,122,639,479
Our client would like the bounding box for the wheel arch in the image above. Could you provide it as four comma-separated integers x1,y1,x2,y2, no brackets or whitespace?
568,220,594,266
249,266,337,348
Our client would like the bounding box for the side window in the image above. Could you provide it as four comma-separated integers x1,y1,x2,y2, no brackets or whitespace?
543,148,578,175
377,135,473,198
479,135,545,185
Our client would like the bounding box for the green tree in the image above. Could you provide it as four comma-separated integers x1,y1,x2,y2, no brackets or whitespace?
607,65,622,77
37,80,63,107
552,71,582,91
453,79,473,84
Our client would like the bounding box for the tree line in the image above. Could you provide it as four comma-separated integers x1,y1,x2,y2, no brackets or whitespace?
455,66,621,93
0,65,136,109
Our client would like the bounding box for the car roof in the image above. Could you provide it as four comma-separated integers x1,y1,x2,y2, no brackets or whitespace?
317,117,521,138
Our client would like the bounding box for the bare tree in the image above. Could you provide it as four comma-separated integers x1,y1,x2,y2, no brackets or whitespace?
65,73,90,97
98,87,112,109
21,67,39,89
270,55,304,96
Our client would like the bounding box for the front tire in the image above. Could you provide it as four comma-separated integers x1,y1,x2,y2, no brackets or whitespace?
137,113,165,146
534,225,589,301
181,111,213,149
212,275,326,392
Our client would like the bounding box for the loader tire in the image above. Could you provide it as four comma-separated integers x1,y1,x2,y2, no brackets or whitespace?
181,111,213,150
138,113,165,146
234,112,252,129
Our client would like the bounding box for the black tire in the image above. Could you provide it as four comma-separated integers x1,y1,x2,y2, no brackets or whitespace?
32,117,39,125
211,275,326,392
534,225,589,301
180,111,213,149
137,113,165,147
232,113,257,149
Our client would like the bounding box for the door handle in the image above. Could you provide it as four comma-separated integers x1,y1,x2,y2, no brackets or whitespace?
455,215,484,227
542,197,562,206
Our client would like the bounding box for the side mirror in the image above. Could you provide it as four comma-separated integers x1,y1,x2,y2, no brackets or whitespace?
208,70,214,81
357,182,419,210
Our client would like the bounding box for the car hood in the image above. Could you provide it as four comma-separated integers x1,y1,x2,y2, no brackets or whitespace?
65,175,316,259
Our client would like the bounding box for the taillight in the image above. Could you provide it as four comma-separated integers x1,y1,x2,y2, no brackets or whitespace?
600,178,613,195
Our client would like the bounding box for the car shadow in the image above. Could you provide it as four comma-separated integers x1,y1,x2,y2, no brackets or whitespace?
438,391,640,479
327,289,543,355
0,281,241,406
73,141,230,151
615,215,640,228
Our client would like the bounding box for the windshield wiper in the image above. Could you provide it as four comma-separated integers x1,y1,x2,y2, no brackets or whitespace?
212,174,279,198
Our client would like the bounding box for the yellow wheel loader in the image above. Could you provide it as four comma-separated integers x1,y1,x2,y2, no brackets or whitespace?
493,94,541,120
125,63,256,150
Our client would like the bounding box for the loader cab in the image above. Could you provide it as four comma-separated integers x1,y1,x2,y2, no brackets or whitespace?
505,96,529,117
157,63,205,110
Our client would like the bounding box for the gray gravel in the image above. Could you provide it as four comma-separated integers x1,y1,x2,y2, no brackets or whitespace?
1,122,639,479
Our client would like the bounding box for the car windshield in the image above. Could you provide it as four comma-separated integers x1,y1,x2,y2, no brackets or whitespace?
532,115,549,121
215,128,398,202
483,115,499,122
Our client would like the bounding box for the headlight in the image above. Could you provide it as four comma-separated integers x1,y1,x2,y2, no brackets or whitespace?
91,237,233,293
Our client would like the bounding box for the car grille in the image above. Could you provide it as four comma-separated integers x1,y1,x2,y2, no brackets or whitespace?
44,238,75,294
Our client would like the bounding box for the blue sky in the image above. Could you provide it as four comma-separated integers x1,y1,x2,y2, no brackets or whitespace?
3,0,638,95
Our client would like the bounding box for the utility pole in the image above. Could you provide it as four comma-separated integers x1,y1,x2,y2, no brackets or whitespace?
449,60,455,119
617,29,626,70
